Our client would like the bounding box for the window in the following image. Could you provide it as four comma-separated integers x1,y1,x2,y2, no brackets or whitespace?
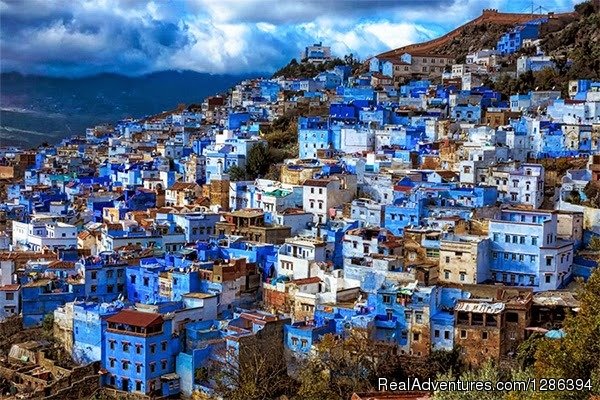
504,253,509,260
301,339,308,348
136,344,142,354
545,275,551,284
90,285,97,293
459,272,466,281
506,312,519,323
117,269,124,278
106,270,113,278
130,275,136,284
460,330,467,339
481,331,488,340
91,271,97,280
161,360,167,370
505,235,510,243
382,294,392,304
107,285,114,293
150,344,156,354
512,235,518,244
122,360,130,370
150,362,156,373
444,270,450,279
434,330,440,338
161,341,167,351
413,332,420,341
519,236,525,244
415,312,423,323
546,257,553,266
109,358,115,368
445,256,450,263
532,237,538,246
5,292,14,301
122,342,129,352
143,277,149,286
444,331,450,340
291,337,298,346
493,233,499,241
492,252,498,259
135,381,142,391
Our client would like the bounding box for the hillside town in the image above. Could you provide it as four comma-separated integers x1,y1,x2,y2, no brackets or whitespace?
0,6,599,400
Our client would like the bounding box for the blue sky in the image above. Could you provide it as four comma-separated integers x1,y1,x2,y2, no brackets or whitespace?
0,0,583,77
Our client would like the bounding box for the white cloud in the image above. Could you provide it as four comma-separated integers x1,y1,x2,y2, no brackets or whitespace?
0,0,578,76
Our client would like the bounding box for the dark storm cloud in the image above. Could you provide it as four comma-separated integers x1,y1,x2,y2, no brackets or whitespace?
0,0,577,76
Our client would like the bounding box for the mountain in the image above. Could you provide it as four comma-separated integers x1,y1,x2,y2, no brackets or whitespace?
0,70,256,148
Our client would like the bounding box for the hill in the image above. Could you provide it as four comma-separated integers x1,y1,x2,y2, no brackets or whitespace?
542,1,600,79
375,9,575,61
0,70,254,148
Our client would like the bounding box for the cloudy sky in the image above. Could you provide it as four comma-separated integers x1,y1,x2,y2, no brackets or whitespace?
0,0,582,77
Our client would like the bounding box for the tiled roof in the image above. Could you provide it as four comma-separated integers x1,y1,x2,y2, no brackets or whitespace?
106,310,163,328
303,179,331,187
0,284,21,291
291,277,322,285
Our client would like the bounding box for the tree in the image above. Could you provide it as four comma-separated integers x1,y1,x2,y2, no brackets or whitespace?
42,313,54,338
587,236,600,251
433,361,542,400
566,189,582,205
575,1,596,17
228,165,247,181
534,268,600,399
294,330,403,400
245,143,270,179
583,181,600,208
209,327,294,400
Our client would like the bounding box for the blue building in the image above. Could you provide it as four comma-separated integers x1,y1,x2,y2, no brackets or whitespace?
298,116,332,159
22,278,85,327
175,320,226,397
488,209,573,291
81,255,127,302
496,18,547,55
284,319,337,354
72,301,124,364
383,197,425,235
126,259,166,304
103,310,180,395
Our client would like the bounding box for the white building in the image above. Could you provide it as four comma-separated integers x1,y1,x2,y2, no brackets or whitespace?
302,175,357,224
276,237,327,280
488,163,545,208
12,220,77,251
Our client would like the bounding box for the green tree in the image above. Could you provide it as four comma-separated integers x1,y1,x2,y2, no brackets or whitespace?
587,236,600,251
245,143,270,179
42,313,54,338
227,165,247,181
566,189,582,205
433,361,543,400
534,268,600,399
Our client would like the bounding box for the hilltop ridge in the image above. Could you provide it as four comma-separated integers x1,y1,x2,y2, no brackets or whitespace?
376,9,576,60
